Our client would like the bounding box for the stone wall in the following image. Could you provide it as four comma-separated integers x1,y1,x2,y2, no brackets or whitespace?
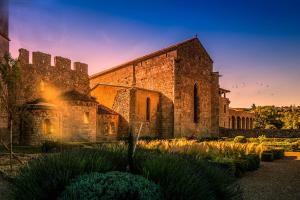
219,96,230,128
97,114,119,140
91,84,131,136
131,88,161,137
20,107,61,145
134,50,176,138
90,64,134,88
174,39,218,137
220,128,300,138
61,101,97,142
18,49,90,104
0,0,9,58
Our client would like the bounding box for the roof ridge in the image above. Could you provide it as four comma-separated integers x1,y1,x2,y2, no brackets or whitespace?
90,37,198,78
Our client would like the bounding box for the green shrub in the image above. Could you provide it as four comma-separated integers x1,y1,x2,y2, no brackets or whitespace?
136,153,240,200
233,136,247,143
245,154,260,171
13,148,127,200
271,148,284,159
59,171,162,200
258,135,267,143
261,151,274,162
13,147,240,200
233,159,248,177
41,140,85,153
41,140,60,152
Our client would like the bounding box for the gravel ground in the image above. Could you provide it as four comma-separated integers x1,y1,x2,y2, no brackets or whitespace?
239,152,300,200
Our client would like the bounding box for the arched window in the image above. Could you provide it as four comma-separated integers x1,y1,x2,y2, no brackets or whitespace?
231,116,235,129
246,118,249,129
250,118,253,129
43,119,53,134
84,112,89,124
237,117,241,129
146,97,150,121
193,83,199,123
40,80,45,92
242,117,245,129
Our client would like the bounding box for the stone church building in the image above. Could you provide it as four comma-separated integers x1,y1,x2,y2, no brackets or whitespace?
90,38,220,139
0,6,254,144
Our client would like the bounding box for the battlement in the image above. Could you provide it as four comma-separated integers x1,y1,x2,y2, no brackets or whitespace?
18,48,88,74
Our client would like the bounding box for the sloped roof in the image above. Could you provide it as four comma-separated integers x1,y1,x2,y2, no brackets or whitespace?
219,88,230,93
25,98,57,109
98,104,119,115
60,90,97,102
90,37,212,79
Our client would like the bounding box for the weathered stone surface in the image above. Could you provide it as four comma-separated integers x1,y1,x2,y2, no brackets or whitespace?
90,38,221,138
0,0,8,58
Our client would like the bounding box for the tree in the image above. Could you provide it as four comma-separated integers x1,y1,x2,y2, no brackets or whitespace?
253,106,283,129
0,53,21,170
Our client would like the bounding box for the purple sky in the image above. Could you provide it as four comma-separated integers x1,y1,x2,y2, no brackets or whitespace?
9,0,300,107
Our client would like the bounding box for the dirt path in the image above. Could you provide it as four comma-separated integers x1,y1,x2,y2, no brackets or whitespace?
239,152,300,200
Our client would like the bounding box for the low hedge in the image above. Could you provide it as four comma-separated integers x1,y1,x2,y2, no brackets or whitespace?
41,140,85,153
59,171,161,200
261,151,274,162
233,136,247,143
271,148,285,159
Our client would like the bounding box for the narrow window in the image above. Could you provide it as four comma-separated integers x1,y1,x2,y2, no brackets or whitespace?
194,83,199,123
83,112,89,124
146,97,150,121
43,119,53,134
40,80,45,92
224,105,226,113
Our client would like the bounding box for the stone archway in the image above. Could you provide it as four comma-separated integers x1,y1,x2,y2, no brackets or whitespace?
246,117,249,129
250,118,253,129
237,116,241,129
231,116,236,129
242,117,245,129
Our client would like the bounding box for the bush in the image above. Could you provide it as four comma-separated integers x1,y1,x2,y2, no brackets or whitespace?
41,140,84,153
271,148,284,159
13,147,241,200
41,140,62,152
261,151,274,162
245,154,260,171
136,152,240,200
233,136,247,143
258,135,267,143
59,171,161,200
13,148,127,200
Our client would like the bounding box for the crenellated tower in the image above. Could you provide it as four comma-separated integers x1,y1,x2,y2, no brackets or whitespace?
17,48,90,103
0,0,9,58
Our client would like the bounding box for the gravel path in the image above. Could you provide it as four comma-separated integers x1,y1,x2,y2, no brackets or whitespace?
239,152,300,200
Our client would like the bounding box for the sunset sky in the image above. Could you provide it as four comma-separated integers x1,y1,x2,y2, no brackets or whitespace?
9,0,300,107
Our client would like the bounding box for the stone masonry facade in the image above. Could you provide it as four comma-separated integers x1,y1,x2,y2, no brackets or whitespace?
91,38,221,138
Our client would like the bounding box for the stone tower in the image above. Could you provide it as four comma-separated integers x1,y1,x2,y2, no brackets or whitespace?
0,0,9,57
